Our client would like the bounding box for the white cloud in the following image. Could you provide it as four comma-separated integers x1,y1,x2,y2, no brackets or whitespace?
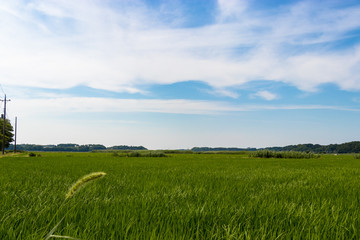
282,48,360,91
253,91,277,101
0,0,359,94
217,0,248,22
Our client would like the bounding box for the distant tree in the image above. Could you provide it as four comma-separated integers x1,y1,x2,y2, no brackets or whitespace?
108,145,147,150
0,118,14,149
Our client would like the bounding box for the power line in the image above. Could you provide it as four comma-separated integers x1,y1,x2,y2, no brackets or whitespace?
0,83,5,96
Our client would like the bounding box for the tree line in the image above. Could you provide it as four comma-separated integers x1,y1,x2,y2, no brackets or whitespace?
265,141,360,153
192,141,360,153
191,147,257,152
7,142,360,153
2,117,360,153
6,144,147,152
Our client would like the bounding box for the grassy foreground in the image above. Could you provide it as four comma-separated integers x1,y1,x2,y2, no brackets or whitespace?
0,152,359,239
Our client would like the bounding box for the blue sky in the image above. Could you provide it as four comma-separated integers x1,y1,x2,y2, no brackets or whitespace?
1,0,360,149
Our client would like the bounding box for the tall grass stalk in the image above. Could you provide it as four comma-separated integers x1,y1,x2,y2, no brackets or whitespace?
45,172,106,240
65,172,106,199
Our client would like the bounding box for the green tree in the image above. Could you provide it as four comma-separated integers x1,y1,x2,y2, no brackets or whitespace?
0,118,14,149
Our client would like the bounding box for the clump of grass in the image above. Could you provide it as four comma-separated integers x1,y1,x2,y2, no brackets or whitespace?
128,151,142,157
112,152,120,157
353,154,360,159
163,150,194,154
126,151,167,157
249,150,320,159
29,152,42,157
145,152,167,157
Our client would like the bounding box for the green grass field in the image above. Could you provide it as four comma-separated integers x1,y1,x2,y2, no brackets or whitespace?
1,152,360,239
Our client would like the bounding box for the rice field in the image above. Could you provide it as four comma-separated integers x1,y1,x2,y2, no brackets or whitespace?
1,152,359,239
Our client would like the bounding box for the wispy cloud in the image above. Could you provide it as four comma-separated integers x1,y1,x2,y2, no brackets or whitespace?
217,0,248,22
252,91,277,101
208,88,240,99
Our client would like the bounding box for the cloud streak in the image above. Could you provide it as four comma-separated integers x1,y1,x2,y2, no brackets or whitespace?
11,97,360,118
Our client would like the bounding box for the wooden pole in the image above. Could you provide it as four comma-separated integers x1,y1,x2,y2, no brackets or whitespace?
14,116,17,153
1,95,10,155
2,95,6,155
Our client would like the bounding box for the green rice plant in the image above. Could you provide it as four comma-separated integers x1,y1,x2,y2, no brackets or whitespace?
111,152,120,157
2,152,360,239
44,172,106,240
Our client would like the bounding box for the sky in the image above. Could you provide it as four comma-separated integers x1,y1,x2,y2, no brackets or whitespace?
1,0,360,149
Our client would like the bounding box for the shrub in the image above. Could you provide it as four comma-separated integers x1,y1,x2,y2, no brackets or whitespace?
29,152,36,157
126,151,167,157
146,152,167,157
163,150,193,154
249,150,320,159
128,152,142,157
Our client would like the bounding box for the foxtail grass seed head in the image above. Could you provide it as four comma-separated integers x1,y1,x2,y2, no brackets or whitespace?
66,172,106,199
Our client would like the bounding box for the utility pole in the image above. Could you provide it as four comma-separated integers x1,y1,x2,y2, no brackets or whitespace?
14,116,17,153
1,95,10,155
